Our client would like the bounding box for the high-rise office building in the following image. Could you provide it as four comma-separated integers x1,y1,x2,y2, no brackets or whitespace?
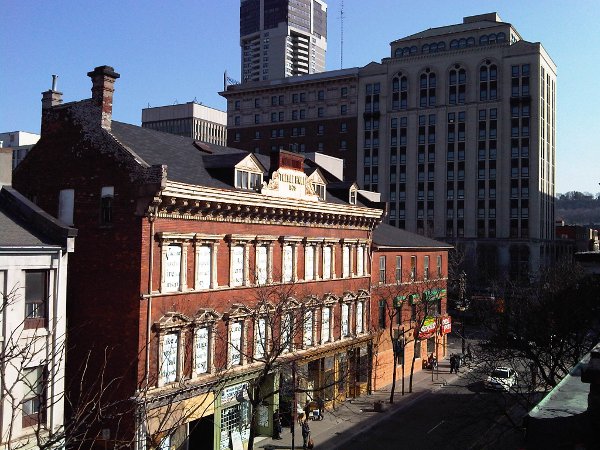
240,0,327,82
359,12,557,283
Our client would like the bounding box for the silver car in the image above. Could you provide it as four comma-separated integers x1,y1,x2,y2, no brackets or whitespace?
485,367,517,391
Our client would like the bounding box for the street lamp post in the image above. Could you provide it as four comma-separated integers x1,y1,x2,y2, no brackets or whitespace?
459,271,467,355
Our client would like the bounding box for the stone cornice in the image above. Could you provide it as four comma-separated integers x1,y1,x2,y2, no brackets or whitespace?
153,181,383,230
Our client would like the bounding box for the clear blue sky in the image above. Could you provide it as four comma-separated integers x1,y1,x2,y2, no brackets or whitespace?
2,0,598,194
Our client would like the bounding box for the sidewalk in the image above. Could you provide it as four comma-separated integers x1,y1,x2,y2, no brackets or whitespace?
256,357,462,450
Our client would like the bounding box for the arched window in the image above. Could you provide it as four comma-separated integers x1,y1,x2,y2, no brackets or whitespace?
422,43,430,54
497,32,506,43
458,38,467,48
488,33,497,44
392,72,408,110
394,48,402,58
419,69,436,107
430,43,438,53
403,47,411,56
479,35,489,45
467,37,475,47
450,39,459,49
448,65,466,105
480,61,498,101
410,46,418,55
438,41,446,51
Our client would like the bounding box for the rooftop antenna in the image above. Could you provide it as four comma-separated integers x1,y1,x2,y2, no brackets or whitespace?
340,0,344,69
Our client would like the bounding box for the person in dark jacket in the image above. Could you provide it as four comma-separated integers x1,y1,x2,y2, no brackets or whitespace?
450,354,457,373
301,419,311,449
273,410,282,439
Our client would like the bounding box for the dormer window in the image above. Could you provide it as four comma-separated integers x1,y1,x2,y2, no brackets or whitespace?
312,183,325,201
349,188,357,205
235,169,262,191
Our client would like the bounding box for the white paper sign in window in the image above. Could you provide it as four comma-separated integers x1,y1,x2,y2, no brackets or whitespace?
305,246,314,280
161,333,178,383
197,246,211,289
256,246,268,285
303,310,313,347
232,246,244,287
356,302,364,334
165,245,182,292
323,246,332,279
194,327,209,374
283,245,293,282
356,246,364,276
321,307,330,342
342,246,350,278
230,322,242,366
254,318,266,359
341,303,349,337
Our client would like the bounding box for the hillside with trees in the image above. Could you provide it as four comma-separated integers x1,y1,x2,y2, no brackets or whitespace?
555,191,600,226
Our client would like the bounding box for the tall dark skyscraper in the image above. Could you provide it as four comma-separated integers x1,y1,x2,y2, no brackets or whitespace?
240,0,327,82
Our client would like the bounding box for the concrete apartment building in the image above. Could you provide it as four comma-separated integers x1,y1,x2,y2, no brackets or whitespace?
141,102,227,146
240,0,327,82
227,12,557,284
221,68,360,181
0,131,40,170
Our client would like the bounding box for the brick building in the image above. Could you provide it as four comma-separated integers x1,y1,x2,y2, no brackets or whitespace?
221,68,359,181
14,66,449,449
370,223,451,391
13,66,387,449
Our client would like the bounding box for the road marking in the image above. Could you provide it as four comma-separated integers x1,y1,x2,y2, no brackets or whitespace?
427,420,445,434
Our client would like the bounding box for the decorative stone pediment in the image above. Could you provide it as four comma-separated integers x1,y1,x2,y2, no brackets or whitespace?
323,293,339,306
341,292,357,304
154,312,192,331
303,295,322,309
357,289,370,301
193,308,221,325
281,297,302,311
223,303,252,320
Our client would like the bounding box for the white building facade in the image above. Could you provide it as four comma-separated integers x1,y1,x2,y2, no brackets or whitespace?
357,13,557,283
0,155,76,448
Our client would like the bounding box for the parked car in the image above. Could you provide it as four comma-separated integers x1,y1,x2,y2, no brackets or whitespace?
485,367,518,391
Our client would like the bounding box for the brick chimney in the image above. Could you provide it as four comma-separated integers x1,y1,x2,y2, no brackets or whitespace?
87,65,120,130
41,75,63,110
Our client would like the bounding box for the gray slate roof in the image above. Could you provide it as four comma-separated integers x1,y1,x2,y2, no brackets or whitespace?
373,222,452,249
110,122,357,206
0,186,77,247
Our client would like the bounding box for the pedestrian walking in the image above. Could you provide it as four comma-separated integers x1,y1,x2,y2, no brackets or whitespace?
273,410,282,440
450,354,456,373
302,419,311,449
